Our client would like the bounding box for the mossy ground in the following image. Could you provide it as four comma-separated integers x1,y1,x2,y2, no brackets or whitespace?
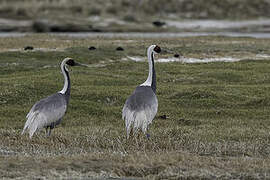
1,34,270,179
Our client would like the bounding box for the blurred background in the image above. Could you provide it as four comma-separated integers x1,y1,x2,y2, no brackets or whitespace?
0,0,270,33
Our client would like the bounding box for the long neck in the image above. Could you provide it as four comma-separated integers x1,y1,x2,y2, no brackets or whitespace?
140,49,156,93
151,53,156,93
59,64,71,98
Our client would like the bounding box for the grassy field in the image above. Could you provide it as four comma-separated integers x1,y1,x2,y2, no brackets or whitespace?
1,34,270,179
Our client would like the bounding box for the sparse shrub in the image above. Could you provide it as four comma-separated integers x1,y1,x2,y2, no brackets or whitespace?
121,0,130,7
88,7,101,16
70,6,83,14
16,7,28,17
106,6,118,15
32,20,50,32
0,6,13,15
123,14,137,22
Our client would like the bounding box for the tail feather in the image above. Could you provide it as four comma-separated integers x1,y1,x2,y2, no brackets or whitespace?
29,122,38,138
22,111,39,138
133,111,147,133
122,107,135,138
122,106,150,138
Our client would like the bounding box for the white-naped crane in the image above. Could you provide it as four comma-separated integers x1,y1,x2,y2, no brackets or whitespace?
122,45,161,138
22,58,85,138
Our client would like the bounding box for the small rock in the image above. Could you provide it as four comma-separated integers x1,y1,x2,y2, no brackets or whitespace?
116,47,124,51
174,54,180,58
88,46,96,50
152,21,166,27
24,46,34,51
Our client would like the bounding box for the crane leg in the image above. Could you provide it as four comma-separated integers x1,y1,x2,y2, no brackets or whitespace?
129,128,133,138
45,126,49,135
47,128,52,136
46,123,55,136
146,126,150,139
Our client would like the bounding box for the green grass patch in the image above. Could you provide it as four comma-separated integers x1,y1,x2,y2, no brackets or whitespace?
0,35,270,179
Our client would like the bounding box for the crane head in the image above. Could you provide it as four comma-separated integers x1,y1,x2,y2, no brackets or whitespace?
66,58,75,66
64,58,87,67
153,45,161,53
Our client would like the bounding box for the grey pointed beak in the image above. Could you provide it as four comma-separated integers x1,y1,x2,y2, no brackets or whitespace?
161,48,175,54
74,62,89,67
161,48,181,57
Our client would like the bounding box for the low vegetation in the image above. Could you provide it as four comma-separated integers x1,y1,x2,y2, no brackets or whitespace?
1,0,270,32
1,0,270,20
1,34,270,179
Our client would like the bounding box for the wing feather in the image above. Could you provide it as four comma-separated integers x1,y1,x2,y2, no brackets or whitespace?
22,93,67,138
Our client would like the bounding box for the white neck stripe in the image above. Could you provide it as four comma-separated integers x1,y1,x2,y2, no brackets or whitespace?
59,61,69,94
140,45,155,87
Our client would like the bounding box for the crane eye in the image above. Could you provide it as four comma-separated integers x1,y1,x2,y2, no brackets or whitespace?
154,45,161,53
66,59,75,66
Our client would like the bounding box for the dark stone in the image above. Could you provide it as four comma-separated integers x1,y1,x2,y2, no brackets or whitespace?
174,54,180,58
24,46,34,50
158,114,167,119
92,28,102,32
116,47,124,51
88,46,96,50
152,21,166,27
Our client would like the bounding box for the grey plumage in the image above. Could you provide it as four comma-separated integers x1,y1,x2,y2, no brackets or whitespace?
22,57,82,138
123,86,158,137
24,93,67,138
122,45,161,138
